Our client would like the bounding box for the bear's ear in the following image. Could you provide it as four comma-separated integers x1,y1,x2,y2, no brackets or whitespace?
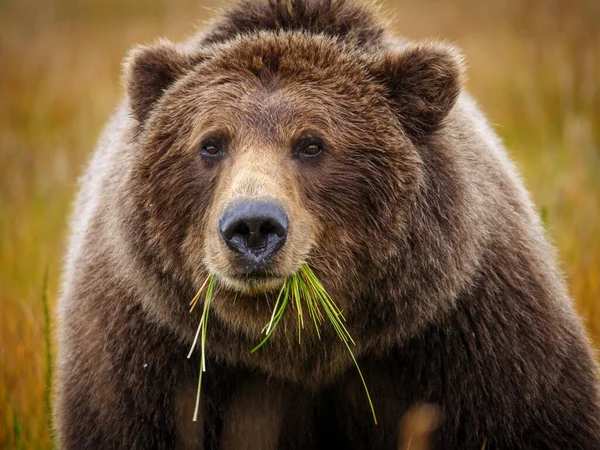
374,42,465,138
124,40,205,124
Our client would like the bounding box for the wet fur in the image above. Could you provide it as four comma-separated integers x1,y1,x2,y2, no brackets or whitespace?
56,0,600,449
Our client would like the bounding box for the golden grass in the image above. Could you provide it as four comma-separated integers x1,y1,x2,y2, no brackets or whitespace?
0,0,598,447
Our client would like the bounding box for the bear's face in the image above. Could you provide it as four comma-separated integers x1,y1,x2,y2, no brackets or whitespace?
127,33,463,332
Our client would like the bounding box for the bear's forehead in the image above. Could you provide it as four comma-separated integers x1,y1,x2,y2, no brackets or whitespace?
150,33,396,148
158,75,392,154
180,85,350,146
190,32,379,93
175,36,385,123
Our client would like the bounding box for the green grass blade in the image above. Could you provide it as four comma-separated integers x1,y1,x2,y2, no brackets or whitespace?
299,276,322,339
292,276,304,343
341,337,378,424
200,276,216,372
192,360,204,422
251,284,290,353
265,282,286,334
316,291,377,424
189,275,217,422
41,270,56,449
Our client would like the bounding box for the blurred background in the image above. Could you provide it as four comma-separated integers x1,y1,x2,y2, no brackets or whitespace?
0,0,598,447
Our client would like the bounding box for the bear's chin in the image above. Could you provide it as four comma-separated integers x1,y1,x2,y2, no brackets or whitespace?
217,273,286,295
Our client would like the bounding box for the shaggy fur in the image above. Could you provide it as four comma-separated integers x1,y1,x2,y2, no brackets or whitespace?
56,0,600,449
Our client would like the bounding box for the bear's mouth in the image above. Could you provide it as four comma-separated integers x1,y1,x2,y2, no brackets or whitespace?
219,270,285,294
239,269,276,280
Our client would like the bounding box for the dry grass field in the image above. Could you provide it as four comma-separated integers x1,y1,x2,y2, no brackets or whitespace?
0,0,598,447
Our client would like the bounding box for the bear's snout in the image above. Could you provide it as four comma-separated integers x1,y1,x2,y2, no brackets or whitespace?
219,200,288,269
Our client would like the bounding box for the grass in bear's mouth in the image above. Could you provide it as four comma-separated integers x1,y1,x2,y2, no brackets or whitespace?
187,274,216,422
187,264,377,424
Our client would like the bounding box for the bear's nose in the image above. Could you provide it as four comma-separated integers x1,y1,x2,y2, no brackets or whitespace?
219,201,288,266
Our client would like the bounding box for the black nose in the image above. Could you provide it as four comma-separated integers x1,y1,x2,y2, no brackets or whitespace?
219,201,289,266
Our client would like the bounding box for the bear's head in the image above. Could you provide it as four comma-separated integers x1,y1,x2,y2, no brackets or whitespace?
123,27,468,380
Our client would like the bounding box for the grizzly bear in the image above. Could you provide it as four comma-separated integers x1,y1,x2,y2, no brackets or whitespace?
55,0,600,448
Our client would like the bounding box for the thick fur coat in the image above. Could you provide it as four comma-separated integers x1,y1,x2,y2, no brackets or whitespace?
56,1,600,449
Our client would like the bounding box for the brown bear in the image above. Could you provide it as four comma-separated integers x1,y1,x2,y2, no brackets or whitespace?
55,0,600,449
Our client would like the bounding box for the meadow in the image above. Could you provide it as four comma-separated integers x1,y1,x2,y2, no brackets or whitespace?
0,0,598,447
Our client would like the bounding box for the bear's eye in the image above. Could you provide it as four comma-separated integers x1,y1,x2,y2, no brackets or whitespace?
200,138,225,159
296,137,324,159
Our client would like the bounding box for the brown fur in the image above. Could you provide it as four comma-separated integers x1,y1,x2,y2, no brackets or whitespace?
56,0,600,449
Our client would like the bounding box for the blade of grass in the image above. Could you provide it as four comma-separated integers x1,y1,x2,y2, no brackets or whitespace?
41,269,56,449
293,276,304,329
251,283,290,353
292,276,304,343
265,282,286,335
187,275,213,358
189,275,211,313
316,289,376,423
299,276,322,339
187,275,216,422
200,276,216,373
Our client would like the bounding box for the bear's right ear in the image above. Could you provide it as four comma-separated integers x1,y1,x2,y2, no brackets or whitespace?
124,40,204,124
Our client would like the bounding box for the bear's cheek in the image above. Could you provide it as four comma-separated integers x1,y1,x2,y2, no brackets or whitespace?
134,148,213,275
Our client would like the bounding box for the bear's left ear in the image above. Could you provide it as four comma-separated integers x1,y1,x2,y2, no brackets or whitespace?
373,42,465,138
124,40,207,124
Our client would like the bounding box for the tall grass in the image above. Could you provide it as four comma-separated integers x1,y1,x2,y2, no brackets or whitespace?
0,0,598,447
41,272,56,450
